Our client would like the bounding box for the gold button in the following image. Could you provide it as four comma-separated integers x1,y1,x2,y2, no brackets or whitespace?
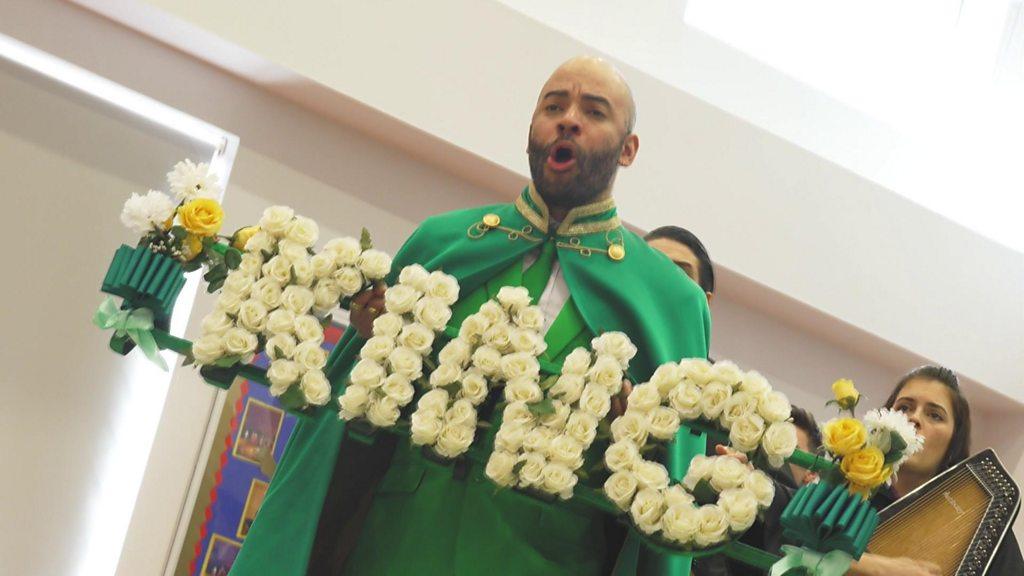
608,243,625,261
482,213,501,228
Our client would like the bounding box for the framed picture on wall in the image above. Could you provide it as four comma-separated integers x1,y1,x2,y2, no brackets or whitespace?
232,399,284,465
236,479,269,539
200,534,242,576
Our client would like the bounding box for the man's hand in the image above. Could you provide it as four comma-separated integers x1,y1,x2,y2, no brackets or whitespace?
349,282,386,338
850,554,942,576
714,443,749,465
610,379,633,418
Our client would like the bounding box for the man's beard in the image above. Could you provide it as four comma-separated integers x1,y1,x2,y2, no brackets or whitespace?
527,135,624,211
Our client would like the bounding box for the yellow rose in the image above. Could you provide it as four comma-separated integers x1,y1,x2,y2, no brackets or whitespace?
840,446,892,498
822,417,867,456
232,226,260,250
181,234,203,261
178,198,223,237
831,378,860,411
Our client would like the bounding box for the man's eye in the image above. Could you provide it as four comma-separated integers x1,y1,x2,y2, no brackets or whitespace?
588,109,605,117
546,104,561,112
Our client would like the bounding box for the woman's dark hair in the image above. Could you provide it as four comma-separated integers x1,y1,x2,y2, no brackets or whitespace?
644,226,715,294
790,406,822,451
884,365,971,474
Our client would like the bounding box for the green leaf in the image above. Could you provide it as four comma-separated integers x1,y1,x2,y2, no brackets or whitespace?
169,225,187,241
207,278,225,293
528,398,556,417
360,227,373,251
693,479,718,505
213,355,242,368
883,450,904,465
181,259,202,273
224,247,242,269
440,383,461,396
201,236,216,248
888,430,907,454
539,375,559,391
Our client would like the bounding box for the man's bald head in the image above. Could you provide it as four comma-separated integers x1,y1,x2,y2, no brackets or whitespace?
539,56,637,134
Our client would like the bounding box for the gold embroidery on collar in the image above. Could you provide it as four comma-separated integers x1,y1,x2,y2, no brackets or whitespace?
518,184,621,236
558,215,622,237
556,230,626,261
467,220,543,243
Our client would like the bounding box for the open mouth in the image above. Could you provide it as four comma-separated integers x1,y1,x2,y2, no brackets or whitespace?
546,142,577,171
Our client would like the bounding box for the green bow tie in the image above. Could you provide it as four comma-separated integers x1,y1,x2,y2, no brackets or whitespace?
93,296,168,370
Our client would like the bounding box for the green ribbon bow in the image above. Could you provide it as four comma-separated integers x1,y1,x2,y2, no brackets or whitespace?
769,545,853,576
93,297,168,371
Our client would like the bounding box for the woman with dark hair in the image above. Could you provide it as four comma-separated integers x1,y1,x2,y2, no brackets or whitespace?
849,365,1023,575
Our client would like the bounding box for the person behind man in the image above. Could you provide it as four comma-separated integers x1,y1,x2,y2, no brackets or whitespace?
645,225,715,306
788,406,822,486
230,56,711,576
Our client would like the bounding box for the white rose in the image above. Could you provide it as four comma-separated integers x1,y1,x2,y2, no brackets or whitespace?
476,301,506,326
294,314,325,344
694,505,731,548
517,452,547,488
383,284,420,315
366,396,401,428
547,434,584,469
564,412,598,446
424,271,460,306
435,424,475,459
267,359,300,392
729,413,766,454
662,503,701,545
398,264,429,290
381,373,415,405
635,460,670,491
762,421,798,468
744,470,776,508
372,312,405,338
664,484,696,509
458,370,489,405
358,249,392,281
244,230,275,255
514,305,544,332
259,205,294,237
541,462,578,499
561,347,592,376
349,358,385,389
252,277,283,310
718,488,758,532
627,383,661,413
630,488,666,535
720,390,760,428
293,340,328,372
324,237,361,266
201,310,233,336
276,239,307,262
265,334,297,360
291,257,315,287
223,272,254,299
679,358,714,388
300,370,331,406
740,370,772,399
494,423,530,453
281,285,315,316
496,286,531,311
337,384,370,419
264,308,293,336
604,470,640,510
310,252,337,279
523,426,555,454
539,400,571,432
710,455,749,492
485,450,519,487
504,377,543,404
417,388,450,418
360,336,395,363
669,381,704,421
611,411,650,445
700,381,732,420
509,328,545,356
587,355,624,395
387,346,423,381
710,361,744,389
647,406,682,441
445,399,477,428
579,384,611,419
397,323,435,355
223,327,258,357
262,255,293,286
550,374,586,404
605,439,641,473
428,362,462,388
413,297,452,332
285,216,319,247
650,362,685,399
438,338,472,367
237,252,264,277
483,322,513,353
216,290,243,316
191,334,225,365
410,411,444,445
502,401,535,428
758,390,792,424
457,314,489,344
333,266,365,297
591,332,637,368
500,353,540,382
682,455,714,491
470,346,502,377
237,299,269,333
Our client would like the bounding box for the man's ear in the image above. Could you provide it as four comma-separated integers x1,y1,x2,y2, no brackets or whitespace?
618,133,639,167
705,291,714,307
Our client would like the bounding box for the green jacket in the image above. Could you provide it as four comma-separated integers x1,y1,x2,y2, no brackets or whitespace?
230,187,711,575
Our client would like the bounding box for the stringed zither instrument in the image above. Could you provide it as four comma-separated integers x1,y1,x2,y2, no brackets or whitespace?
866,449,1020,575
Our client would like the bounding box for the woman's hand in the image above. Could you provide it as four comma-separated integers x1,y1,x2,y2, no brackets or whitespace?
848,553,941,575
349,283,386,338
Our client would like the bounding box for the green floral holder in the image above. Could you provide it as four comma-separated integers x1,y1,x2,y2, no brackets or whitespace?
101,244,186,327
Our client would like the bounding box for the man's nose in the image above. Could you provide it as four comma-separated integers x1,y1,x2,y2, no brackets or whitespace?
558,105,582,136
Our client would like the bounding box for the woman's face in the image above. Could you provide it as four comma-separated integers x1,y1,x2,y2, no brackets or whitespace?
891,378,956,477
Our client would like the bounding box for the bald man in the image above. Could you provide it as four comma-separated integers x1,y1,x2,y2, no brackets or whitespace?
231,57,710,576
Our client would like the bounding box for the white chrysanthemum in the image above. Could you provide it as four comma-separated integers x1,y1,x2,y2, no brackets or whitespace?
120,190,176,234
864,408,925,463
166,159,221,201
